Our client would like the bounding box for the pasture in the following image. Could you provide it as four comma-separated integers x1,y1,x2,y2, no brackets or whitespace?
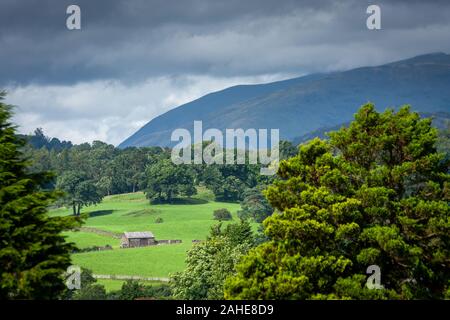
50,188,242,286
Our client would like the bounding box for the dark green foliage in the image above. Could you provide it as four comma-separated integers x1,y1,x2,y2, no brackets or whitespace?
213,208,232,221
73,284,107,300
20,128,73,151
437,120,450,158
65,268,172,300
194,145,266,202
279,140,298,160
145,158,197,203
66,268,105,300
113,280,172,300
21,130,269,203
155,217,164,224
237,187,274,223
21,134,166,196
225,104,450,299
56,171,102,215
0,92,80,299
117,280,147,300
216,220,255,247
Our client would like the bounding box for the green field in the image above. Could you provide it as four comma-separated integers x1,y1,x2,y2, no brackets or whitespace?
51,188,242,279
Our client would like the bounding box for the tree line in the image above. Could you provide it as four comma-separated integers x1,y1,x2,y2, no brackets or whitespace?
21,130,297,217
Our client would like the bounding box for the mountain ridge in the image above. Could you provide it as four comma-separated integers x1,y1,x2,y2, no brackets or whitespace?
119,53,450,148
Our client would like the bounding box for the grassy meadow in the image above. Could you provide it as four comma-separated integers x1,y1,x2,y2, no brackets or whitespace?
50,187,243,288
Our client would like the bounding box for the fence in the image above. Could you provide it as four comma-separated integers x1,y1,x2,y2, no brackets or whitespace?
157,239,182,245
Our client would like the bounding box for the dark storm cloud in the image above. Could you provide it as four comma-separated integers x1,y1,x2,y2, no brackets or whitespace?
1,0,449,85
2,0,450,145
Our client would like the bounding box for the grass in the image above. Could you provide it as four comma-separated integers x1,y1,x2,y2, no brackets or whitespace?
96,279,126,292
51,188,243,278
63,231,117,249
71,243,188,277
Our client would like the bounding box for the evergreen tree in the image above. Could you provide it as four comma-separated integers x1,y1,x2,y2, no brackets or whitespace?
0,92,80,299
225,104,450,299
237,186,274,223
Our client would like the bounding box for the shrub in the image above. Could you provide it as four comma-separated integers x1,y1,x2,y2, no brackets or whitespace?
213,208,232,221
155,217,164,224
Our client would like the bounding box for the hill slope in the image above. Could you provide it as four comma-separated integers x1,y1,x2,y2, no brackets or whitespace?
119,53,450,148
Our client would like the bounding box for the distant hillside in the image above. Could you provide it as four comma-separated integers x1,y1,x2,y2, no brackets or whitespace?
292,111,450,146
119,53,450,148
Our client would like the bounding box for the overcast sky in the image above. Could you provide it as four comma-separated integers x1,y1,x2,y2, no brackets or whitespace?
1,0,450,145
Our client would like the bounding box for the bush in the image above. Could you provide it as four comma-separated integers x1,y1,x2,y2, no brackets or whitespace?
155,217,164,224
72,284,107,300
68,268,107,300
115,280,172,300
213,208,232,221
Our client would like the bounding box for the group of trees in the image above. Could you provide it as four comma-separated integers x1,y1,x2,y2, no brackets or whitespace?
145,158,197,203
22,129,294,209
23,135,165,196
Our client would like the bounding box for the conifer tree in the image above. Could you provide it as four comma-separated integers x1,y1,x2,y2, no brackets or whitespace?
0,92,79,299
225,104,450,299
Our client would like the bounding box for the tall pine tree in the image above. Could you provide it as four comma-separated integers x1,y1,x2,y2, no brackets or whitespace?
0,92,79,299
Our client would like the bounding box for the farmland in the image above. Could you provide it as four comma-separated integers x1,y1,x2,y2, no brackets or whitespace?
50,188,242,290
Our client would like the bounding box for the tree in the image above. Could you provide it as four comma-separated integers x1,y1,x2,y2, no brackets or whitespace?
145,158,196,203
225,104,450,300
213,208,233,221
279,140,298,160
108,280,172,300
437,120,450,158
171,221,254,299
56,170,102,215
117,280,147,300
0,92,80,299
237,187,274,223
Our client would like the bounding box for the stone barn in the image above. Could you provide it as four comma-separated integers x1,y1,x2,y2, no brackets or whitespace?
121,231,155,248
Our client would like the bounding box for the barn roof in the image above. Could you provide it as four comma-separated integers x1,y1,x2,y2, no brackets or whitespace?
123,231,154,239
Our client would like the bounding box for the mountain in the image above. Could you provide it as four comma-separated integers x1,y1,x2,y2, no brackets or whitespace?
119,53,450,148
291,111,450,146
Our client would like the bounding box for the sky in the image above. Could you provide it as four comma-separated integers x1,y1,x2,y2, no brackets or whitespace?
1,0,450,145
